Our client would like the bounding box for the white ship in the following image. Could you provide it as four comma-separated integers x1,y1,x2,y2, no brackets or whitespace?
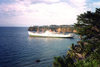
28,31,74,38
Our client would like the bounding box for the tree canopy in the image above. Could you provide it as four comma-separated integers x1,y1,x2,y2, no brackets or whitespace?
75,8,100,42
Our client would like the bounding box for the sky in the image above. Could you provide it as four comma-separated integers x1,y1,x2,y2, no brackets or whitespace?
0,0,100,27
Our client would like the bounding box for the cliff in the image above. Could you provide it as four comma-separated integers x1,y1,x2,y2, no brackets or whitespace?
28,25,77,33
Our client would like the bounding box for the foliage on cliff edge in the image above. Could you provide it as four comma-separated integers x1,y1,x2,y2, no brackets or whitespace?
53,8,100,67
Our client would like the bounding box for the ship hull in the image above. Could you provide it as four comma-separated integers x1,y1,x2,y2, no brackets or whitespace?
28,31,74,38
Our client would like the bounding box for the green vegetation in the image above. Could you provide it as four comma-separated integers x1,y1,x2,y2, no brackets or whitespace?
52,8,100,67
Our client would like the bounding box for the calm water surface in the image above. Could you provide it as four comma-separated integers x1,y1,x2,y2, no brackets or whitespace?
0,27,79,67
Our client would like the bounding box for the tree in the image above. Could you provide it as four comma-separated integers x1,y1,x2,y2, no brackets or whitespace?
53,8,100,67
74,8,100,43
74,8,100,63
53,56,75,67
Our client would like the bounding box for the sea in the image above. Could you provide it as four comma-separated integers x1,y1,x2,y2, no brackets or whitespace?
0,27,79,67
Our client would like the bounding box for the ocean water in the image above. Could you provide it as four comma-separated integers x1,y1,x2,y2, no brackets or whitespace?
0,27,79,67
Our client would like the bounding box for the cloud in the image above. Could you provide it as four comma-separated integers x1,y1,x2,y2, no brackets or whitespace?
15,0,60,3
69,0,86,6
93,2,100,8
0,0,87,26
40,0,60,3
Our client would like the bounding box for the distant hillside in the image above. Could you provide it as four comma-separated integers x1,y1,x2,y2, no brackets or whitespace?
28,25,77,33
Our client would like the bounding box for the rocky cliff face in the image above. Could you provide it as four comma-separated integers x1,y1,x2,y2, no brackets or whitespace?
28,25,77,33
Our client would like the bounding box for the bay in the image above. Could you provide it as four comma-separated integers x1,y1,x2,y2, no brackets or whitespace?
0,27,79,67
